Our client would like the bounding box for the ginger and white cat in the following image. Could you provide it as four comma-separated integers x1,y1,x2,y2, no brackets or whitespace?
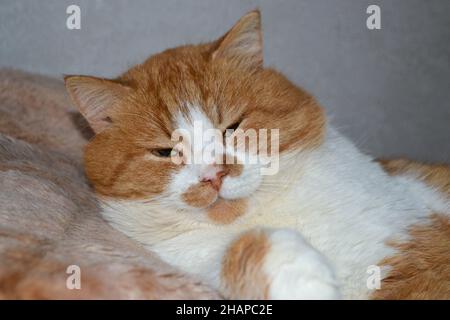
65,11,450,299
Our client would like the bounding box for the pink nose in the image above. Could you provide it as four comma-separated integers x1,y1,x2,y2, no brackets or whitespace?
201,167,227,191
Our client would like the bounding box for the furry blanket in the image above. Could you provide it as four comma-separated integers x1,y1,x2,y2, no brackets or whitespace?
0,69,218,299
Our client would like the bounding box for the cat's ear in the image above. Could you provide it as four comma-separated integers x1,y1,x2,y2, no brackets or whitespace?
64,75,130,133
212,10,263,70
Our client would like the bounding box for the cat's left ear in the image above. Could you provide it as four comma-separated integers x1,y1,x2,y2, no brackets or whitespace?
212,10,263,70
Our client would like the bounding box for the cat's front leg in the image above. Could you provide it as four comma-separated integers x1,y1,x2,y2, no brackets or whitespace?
221,228,341,299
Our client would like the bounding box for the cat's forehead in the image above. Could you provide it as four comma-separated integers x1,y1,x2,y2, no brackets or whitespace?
119,47,252,130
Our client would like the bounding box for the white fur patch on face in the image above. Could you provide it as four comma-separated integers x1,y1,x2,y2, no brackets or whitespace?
167,103,263,208
175,104,216,166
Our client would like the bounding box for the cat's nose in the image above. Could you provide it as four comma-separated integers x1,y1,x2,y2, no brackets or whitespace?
200,166,228,191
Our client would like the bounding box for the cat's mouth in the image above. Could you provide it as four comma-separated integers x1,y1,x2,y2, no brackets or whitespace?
181,175,251,210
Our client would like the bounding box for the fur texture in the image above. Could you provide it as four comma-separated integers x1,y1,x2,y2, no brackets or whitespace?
0,70,217,299
63,10,450,299
2,11,448,299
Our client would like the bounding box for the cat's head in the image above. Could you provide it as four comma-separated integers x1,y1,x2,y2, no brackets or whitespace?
65,10,325,224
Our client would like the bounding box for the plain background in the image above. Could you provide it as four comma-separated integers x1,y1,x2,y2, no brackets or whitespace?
1,0,449,162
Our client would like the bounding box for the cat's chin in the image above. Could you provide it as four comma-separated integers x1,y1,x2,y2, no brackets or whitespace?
205,195,242,209
205,197,247,223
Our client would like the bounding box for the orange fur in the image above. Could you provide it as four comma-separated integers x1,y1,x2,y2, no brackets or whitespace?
380,158,450,196
373,159,450,299
221,229,270,299
207,198,247,224
372,213,450,299
182,182,218,208
65,10,325,224
63,10,450,299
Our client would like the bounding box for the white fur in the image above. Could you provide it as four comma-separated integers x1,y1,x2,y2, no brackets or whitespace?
170,105,264,204
245,127,449,298
100,107,450,299
264,229,340,299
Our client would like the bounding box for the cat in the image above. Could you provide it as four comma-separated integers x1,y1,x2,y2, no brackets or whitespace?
64,10,450,299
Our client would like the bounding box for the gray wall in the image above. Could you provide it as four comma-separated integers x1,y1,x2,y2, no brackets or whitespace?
1,0,449,162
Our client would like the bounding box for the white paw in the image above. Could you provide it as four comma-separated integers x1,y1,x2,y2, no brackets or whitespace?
264,229,341,299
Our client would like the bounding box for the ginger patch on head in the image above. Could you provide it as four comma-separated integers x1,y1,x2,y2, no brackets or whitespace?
65,8,327,206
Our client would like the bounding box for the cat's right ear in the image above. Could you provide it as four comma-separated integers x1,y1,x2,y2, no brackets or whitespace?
64,75,131,133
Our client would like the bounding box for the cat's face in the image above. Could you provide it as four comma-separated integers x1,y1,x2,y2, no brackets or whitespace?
65,11,325,224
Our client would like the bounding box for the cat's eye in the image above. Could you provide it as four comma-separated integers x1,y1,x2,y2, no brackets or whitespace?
226,121,241,131
151,148,173,158
224,121,242,138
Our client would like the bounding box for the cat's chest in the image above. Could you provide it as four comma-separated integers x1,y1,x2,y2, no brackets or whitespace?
243,167,447,298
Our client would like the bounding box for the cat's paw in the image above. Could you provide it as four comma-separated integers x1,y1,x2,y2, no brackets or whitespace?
264,229,340,299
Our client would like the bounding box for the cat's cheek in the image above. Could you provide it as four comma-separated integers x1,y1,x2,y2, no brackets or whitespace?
219,168,262,200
